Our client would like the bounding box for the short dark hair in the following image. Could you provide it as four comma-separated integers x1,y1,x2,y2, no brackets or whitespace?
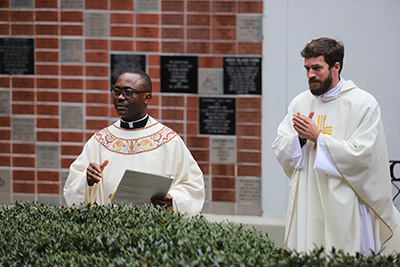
125,69,152,93
301,37,345,74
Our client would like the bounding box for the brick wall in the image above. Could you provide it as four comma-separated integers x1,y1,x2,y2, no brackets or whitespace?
0,0,262,215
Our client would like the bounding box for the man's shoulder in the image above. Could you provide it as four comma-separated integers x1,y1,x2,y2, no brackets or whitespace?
341,80,378,104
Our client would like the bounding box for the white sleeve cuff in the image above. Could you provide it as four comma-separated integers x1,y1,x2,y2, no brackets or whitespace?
290,133,306,169
313,134,341,177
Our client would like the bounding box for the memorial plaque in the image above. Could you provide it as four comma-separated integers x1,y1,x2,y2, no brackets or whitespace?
36,145,60,169
111,54,146,86
198,69,223,95
0,38,34,75
61,105,83,129
199,97,236,135
223,57,262,95
237,15,262,42
161,56,198,94
61,0,84,9
135,0,160,12
0,169,11,193
85,12,109,37
10,0,34,8
210,137,236,164
0,90,10,114
12,117,35,141
237,178,261,203
60,39,83,63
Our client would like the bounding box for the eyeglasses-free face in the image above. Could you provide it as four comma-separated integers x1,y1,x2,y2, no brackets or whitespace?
110,87,150,99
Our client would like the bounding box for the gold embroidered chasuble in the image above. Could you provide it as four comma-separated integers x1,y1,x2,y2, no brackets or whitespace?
272,80,400,255
64,117,205,216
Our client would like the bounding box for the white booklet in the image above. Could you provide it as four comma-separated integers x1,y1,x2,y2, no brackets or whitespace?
110,169,174,205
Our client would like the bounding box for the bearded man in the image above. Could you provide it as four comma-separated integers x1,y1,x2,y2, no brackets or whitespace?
272,37,400,255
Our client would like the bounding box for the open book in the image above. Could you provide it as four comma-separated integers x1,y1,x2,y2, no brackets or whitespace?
110,169,174,205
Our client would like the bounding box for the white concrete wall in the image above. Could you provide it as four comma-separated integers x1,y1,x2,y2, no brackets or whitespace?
262,0,400,217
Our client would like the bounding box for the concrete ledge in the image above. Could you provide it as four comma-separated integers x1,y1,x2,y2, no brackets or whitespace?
202,213,286,247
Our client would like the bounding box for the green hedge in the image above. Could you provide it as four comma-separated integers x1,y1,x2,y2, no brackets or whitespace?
0,202,399,266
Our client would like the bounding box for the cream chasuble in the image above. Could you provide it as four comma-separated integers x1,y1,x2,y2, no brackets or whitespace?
64,116,205,216
272,80,400,255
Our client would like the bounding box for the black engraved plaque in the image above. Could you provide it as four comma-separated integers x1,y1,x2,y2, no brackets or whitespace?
199,97,236,135
111,54,146,86
0,38,34,75
223,57,261,95
161,56,197,94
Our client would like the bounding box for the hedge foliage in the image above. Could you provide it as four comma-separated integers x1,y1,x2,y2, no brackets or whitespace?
0,202,399,266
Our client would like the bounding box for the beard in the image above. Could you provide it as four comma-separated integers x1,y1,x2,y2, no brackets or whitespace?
308,70,333,96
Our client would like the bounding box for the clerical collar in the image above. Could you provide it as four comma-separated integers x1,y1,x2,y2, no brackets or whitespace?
120,115,149,129
318,77,344,102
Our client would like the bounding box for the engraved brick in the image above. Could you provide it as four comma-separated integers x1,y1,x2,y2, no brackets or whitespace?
162,41,184,53
37,78,59,89
62,132,83,142
85,0,108,9
61,79,83,89
61,11,83,22
191,149,209,162
13,157,35,168
148,67,160,79
86,119,109,130
85,52,108,63
61,145,83,156
187,14,210,26
186,109,198,121
0,24,9,35
37,118,59,129
11,11,33,21
213,28,235,40
86,106,108,117
161,95,184,107
137,26,159,38
111,40,133,51
212,177,235,189
111,26,134,37
162,28,184,39
212,189,235,202
12,104,34,114
37,131,59,142
86,66,108,77
13,170,35,181
86,93,109,104
237,124,261,137
238,164,261,177
237,151,261,164
36,64,59,75
0,1,7,7
12,90,34,101
212,42,236,54
37,91,59,102
213,1,236,12
111,0,133,10
162,109,184,120
212,164,235,176
198,163,209,175
36,51,59,62
239,1,263,13
237,110,261,123
13,182,35,193
0,130,10,140
213,15,236,26
111,13,133,24
187,136,209,148
136,41,159,52
86,79,109,90
62,92,83,102
237,137,261,151
38,171,59,181
0,156,11,166
198,56,222,68
36,38,58,49
187,42,210,54
0,77,10,87
162,0,184,11
136,14,159,25
36,0,57,8
36,24,58,35
37,104,59,115
86,39,108,50
187,96,198,108
187,28,210,40
13,143,35,154
238,42,262,55
61,158,75,169
162,14,184,25
237,96,261,110
0,142,10,153
0,11,9,21
61,65,83,76
187,1,210,12
0,116,10,127
61,25,83,36
11,24,34,35
35,11,58,21
38,183,59,194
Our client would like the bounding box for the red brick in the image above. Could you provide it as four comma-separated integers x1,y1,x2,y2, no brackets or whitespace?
38,171,59,181
61,157,74,169
111,0,133,10
162,0,184,11
147,108,159,119
12,104,34,115
11,24,34,35
213,28,236,40
212,42,236,54
111,26,134,37
191,149,209,162
237,137,261,151
13,157,35,168
60,11,83,22
0,116,10,127
187,1,210,12
187,136,209,148
86,79,109,90
86,93,109,104
13,182,35,193
37,78,59,89
37,104,59,115
212,177,235,189
0,10,9,21
37,131,59,142
0,156,11,166
213,1,236,12
36,64,59,76
161,95,184,107
38,183,59,194
187,14,210,26
199,56,223,68
163,122,184,135
136,14,159,25
0,1,7,8
162,14,184,25
149,94,159,105
37,118,59,129
61,92,83,103
111,13,133,24
148,67,160,79
35,0,58,8
61,25,83,36
212,189,235,202
111,40,134,51
237,124,261,137
0,130,10,140
238,42,262,55
0,77,10,87
61,79,83,89
187,28,210,40
36,51,59,62
0,142,10,153
86,119,109,130
186,109,198,121
36,24,58,35
0,24,9,35
212,15,236,26
85,51,109,63
152,81,160,92
11,11,33,21
86,106,108,117
36,38,58,49
12,77,34,88
198,163,209,175
35,11,58,22
162,109,184,120
61,65,84,76
187,42,210,54
239,1,263,13
37,91,59,102
61,145,83,156
136,26,159,38
13,170,35,181
12,90,34,101
237,151,261,164
237,97,261,110
86,39,108,50
85,0,108,9
12,143,35,154
136,41,159,52
62,132,83,142
237,110,261,123
238,164,261,177
162,41,184,53
86,66,108,77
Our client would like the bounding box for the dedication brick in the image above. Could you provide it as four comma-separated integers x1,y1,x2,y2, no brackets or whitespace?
61,0,84,9
198,69,223,95
36,145,60,169
237,15,262,42
199,97,236,135
10,0,34,8
85,12,109,37
0,38,34,75
237,178,261,203
161,56,198,94
0,169,11,193
135,0,160,12
12,117,35,141
210,137,236,164
60,39,83,63
0,90,10,114
61,105,83,129
223,57,261,95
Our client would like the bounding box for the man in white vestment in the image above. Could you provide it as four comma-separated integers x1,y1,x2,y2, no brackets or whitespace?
64,69,205,216
272,37,400,255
